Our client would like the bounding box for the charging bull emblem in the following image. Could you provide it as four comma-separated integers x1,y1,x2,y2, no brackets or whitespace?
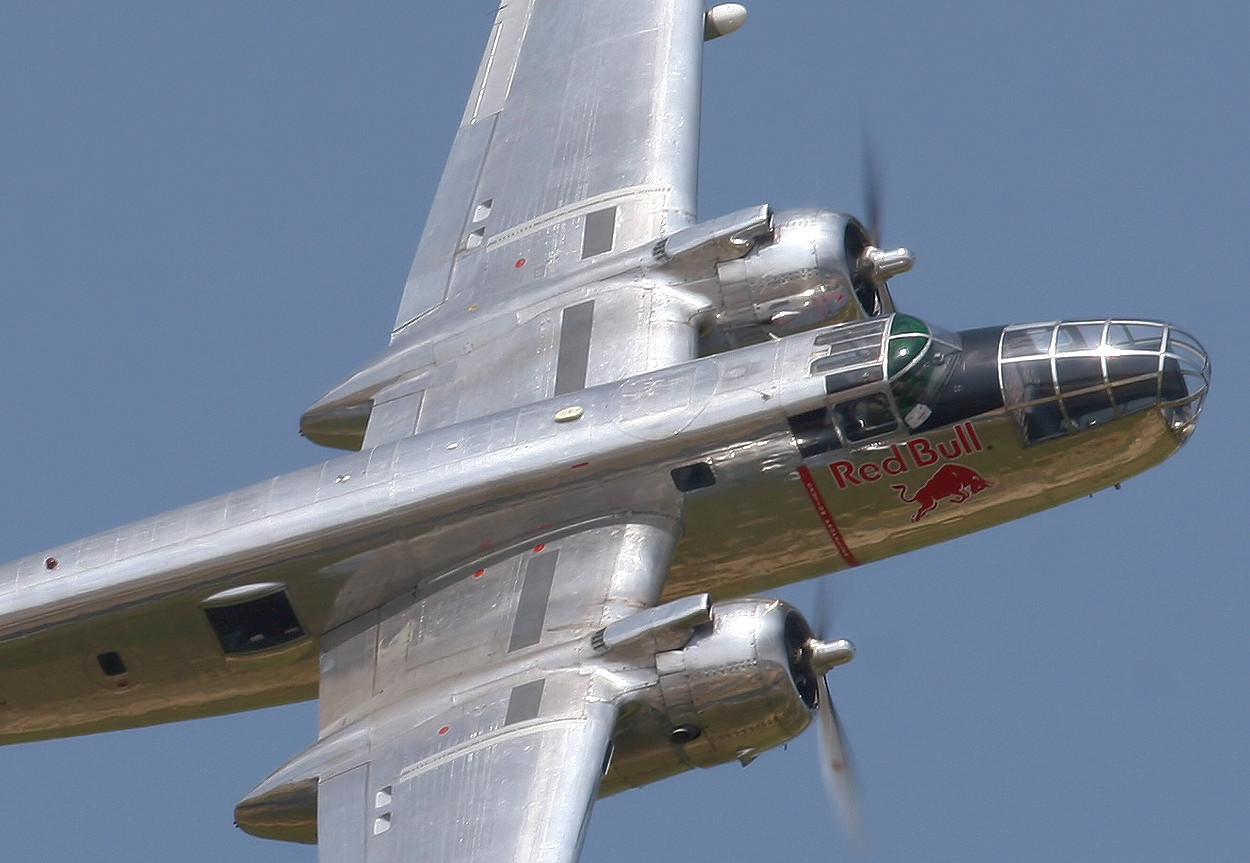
892,463,993,522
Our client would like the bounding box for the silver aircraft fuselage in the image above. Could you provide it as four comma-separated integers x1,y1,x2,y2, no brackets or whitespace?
0,307,1207,744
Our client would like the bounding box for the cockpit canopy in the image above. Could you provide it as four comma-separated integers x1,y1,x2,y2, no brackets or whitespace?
791,314,962,456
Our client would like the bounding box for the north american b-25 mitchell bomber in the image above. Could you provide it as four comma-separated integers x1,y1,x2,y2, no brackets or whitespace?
0,2,1209,861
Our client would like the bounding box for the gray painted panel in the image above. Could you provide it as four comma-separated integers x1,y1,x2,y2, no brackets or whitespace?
554,301,595,396
508,551,558,652
581,206,617,258
504,679,546,725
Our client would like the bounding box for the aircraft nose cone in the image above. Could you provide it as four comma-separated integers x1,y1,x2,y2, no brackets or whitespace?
1157,325,1209,441
999,320,1210,445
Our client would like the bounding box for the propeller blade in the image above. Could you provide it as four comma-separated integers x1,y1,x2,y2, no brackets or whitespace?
817,673,868,852
862,129,883,247
813,576,832,641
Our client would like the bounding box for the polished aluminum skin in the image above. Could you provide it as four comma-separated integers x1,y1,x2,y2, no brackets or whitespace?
0,2,1209,862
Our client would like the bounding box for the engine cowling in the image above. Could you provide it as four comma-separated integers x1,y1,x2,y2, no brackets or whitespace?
601,597,835,795
697,209,879,353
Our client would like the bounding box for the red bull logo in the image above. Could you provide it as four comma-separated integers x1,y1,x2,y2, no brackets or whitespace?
827,422,984,489
892,463,994,522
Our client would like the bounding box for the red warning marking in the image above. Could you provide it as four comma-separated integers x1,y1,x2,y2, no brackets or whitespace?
533,543,546,552
796,465,860,567
473,569,485,579
514,258,526,268
438,726,450,735
570,462,589,469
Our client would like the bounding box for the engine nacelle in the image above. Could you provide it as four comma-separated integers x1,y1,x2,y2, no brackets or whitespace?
698,209,879,353
232,596,843,837
600,598,821,795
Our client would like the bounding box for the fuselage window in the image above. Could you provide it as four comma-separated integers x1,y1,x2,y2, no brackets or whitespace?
833,393,898,442
203,589,306,655
787,408,839,458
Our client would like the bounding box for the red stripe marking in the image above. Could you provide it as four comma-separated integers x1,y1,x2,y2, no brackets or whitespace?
797,465,860,567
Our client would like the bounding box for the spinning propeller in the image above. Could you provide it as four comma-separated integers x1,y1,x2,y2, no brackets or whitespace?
799,582,868,851
852,134,914,315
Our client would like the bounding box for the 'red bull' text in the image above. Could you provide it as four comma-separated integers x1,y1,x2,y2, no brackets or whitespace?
828,422,983,489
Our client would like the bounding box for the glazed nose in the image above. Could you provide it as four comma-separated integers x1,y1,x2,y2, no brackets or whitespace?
998,320,1210,444
1153,325,1209,440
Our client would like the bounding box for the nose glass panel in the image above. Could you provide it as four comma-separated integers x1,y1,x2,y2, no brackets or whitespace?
999,320,1209,445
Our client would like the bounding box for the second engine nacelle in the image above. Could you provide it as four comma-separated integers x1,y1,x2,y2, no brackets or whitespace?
601,597,832,795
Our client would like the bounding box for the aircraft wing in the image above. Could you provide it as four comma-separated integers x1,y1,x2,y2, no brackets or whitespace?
392,0,703,335
315,672,618,863
301,0,710,451
239,514,682,861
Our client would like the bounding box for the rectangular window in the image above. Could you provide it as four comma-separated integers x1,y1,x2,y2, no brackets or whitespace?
96,651,128,677
787,408,839,458
671,462,716,492
203,590,306,655
833,394,898,442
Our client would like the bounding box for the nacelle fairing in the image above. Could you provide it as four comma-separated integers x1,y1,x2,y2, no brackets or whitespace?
299,204,912,451
690,209,900,353
600,598,834,795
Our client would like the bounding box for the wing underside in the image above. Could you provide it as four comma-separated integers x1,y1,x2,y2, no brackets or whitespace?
239,516,684,862
281,7,711,851
393,0,705,333
317,676,617,863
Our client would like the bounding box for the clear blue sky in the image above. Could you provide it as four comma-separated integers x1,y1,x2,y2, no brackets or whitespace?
1,2,1245,861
